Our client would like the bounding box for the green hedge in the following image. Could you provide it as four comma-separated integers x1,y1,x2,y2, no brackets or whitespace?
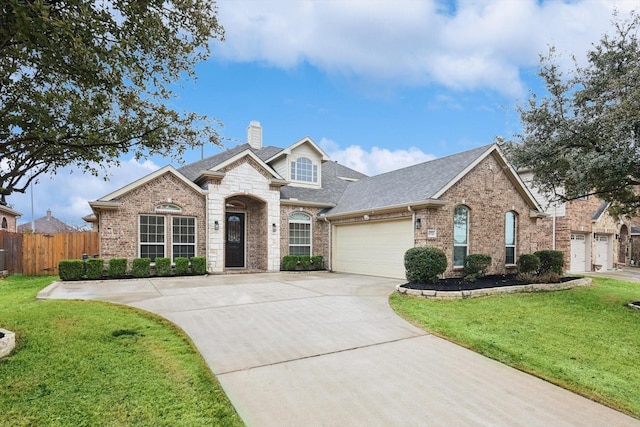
174,257,190,275
517,254,540,274
462,254,492,281
59,260,84,281
191,257,207,275
281,255,324,271
108,258,127,278
155,257,172,277
534,250,564,275
131,258,151,278
85,258,104,280
404,247,447,284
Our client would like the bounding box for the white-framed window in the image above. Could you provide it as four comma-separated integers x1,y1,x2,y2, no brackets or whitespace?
172,216,196,260
453,205,469,267
505,211,517,265
289,212,312,256
291,157,318,183
139,215,165,262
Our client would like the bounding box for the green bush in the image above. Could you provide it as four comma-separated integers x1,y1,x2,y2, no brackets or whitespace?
174,257,190,275
534,250,564,275
281,255,324,271
108,258,127,278
404,247,447,284
462,254,492,282
155,257,172,277
85,258,104,280
191,257,206,275
131,258,151,278
517,254,540,274
58,260,84,281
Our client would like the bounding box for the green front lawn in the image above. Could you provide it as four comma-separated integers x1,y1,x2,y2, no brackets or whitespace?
390,277,640,419
0,275,243,427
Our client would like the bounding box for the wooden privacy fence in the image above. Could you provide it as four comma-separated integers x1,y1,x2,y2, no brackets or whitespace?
0,231,99,276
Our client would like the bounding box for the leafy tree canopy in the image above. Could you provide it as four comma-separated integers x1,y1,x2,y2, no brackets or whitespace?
0,0,224,205
510,12,640,217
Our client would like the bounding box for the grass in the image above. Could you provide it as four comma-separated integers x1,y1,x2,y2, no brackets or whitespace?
390,276,640,419
0,275,244,427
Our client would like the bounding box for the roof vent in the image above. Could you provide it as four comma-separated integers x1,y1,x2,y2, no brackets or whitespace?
247,121,262,150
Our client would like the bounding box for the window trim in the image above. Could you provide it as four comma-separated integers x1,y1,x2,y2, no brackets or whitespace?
288,212,312,256
453,205,469,267
171,216,197,261
290,157,318,183
505,211,517,265
139,214,166,262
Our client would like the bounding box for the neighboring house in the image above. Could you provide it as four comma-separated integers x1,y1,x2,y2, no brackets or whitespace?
0,204,21,232
88,121,544,279
519,171,628,273
17,210,77,234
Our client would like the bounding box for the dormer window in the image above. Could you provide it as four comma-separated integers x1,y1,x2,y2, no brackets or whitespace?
291,157,318,183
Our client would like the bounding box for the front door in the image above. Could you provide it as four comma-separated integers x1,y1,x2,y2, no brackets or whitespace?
225,213,245,268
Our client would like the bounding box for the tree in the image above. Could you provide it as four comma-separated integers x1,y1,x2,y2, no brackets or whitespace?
0,0,225,205
510,12,640,216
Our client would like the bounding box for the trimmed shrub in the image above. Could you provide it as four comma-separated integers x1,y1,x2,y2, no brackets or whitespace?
58,260,84,281
517,254,540,274
404,247,447,284
85,258,104,280
108,258,127,278
281,255,324,271
191,257,207,275
131,258,151,278
534,250,564,275
155,257,172,277
174,257,190,275
462,254,492,282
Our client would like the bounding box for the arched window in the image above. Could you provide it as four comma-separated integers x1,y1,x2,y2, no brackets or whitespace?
453,206,469,267
1,217,7,229
289,212,312,255
291,157,318,183
505,211,517,265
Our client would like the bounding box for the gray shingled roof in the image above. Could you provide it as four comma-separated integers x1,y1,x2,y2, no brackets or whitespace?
17,210,76,233
281,162,368,206
325,144,494,216
591,200,609,221
177,144,284,181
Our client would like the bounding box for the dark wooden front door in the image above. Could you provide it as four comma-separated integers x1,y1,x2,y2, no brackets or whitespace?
225,213,245,268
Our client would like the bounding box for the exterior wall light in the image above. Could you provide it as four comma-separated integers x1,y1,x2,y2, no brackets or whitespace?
214,220,219,230
272,223,277,233
415,218,422,229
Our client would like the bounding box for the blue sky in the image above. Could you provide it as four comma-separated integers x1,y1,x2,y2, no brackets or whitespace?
7,0,637,227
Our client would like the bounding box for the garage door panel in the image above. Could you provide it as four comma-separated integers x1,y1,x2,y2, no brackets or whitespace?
334,219,413,279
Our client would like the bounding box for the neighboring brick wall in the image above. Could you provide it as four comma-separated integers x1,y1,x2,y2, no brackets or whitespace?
412,153,540,277
0,214,18,232
98,173,206,267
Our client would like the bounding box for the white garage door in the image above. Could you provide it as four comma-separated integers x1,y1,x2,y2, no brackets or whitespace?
333,219,413,279
570,234,587,272
595,234,610,271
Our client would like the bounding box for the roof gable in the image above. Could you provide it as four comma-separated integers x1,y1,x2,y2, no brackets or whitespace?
210,149,284,180
97,165,204,202
265,137,330,163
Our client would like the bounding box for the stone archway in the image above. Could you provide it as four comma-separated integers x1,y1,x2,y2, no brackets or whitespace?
225,195,268,271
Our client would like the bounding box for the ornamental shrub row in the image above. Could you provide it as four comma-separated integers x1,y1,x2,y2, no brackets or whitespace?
281,255,324,271
58,257,208,281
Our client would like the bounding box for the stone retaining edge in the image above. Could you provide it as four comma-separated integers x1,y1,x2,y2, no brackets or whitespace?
395,277,592,299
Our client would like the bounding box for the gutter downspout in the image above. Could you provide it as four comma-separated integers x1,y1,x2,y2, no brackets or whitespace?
323,216,331,271
552,205,557,250
408,206,415,241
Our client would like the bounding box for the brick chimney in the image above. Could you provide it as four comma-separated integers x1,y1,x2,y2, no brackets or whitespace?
247,121,262,150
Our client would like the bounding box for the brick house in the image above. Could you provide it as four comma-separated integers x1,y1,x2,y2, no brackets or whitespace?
519,171,629,273
0,204,21,233
88,122,545,279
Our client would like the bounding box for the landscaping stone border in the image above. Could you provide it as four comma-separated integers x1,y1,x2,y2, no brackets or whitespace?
0,328,16,359
396,277,592,299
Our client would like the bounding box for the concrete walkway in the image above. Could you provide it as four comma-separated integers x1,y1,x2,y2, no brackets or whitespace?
39,272,640,427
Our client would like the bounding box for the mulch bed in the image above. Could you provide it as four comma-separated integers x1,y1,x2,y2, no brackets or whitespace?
402,274,580,291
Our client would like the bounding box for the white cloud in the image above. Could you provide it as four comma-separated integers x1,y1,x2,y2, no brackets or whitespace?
319,137,436,176
6,159,160,227
214,0,635,98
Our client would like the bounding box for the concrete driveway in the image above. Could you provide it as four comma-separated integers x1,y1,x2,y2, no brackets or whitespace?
39,272,639,427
